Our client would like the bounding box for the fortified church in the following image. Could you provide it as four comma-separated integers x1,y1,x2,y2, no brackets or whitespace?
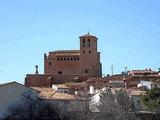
25,33,102,87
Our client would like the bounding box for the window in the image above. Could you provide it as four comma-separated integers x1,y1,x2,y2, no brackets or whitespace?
57,58,59,61
64,58,66,61
83,39,85,43
83,51,85,54
70,57,73,60
58,71,62,74
89,44,90,47
74,57,76,61
61,58,63,61
85,69,88,74
87,39,90,43
83,44,85,47
49,62,52,66
89,50,91,54
77,57,79,61
67,57,69,61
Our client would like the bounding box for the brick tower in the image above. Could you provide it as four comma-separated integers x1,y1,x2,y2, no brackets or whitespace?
79,33,102,77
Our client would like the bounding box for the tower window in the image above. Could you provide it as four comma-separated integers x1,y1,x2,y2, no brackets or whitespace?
89,50,91,54
58,71,62,74
49,62,52,66
87,39,90,43
83,51,85,54
83,39,85,43
85,69,88,74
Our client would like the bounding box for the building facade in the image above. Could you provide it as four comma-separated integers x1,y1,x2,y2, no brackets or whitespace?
25,33,102,87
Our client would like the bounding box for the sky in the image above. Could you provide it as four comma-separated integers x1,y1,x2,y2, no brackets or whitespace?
0,0,160,84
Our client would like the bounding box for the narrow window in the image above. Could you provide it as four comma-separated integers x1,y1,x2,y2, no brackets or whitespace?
61,58,63,61
49,62,52,66
67,57,69,61
85,69,88,74
58,71,62,74
87,39,90,43
77,57,79,61
83,39,85,43
74,57,76,61
57,58,59,61
71,57,73,60
89,50,91,54
64,58,66,61
83,51,85,54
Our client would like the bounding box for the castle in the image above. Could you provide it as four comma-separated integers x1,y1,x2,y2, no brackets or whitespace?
25,33,102,87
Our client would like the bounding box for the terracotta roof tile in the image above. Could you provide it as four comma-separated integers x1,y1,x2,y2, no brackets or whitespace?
32,87,84,100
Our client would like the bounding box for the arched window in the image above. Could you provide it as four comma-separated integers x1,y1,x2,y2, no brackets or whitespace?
87,39,90,43
64,57,66,61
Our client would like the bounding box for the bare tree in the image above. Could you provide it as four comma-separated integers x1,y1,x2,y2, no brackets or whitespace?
92,89,140,120
4,90,60,120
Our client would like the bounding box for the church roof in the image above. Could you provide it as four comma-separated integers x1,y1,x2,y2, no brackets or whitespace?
50,50,80,56
79,33,97,39
52,50,80,53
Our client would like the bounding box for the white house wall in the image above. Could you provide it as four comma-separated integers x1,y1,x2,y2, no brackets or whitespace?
0,82,37,118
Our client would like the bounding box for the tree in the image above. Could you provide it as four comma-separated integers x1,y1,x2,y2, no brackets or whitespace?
4,90,60,120
141,88,160,120
141,88,160,110
95,89,140,120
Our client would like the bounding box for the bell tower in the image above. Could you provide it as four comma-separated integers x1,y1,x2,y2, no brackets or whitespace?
79,33,101,77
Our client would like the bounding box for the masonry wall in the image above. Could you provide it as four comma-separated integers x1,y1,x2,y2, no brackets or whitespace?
44,52,81,75
25,74,52,87
25,74,89,87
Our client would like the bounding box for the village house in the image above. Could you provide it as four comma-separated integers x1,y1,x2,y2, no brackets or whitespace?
31,87,89,117
0,81,38,118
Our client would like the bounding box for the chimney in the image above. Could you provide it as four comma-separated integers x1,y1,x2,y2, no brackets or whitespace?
89,85,95,94
75,91,78,96
35,65,39,74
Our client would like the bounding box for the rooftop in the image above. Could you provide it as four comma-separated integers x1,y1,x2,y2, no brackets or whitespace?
32,87,85,100
129,70,157,74
52,84,69,89
50,50,80,56
79,33,97,39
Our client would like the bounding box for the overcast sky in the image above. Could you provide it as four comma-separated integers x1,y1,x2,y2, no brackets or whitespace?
0,0,160,84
